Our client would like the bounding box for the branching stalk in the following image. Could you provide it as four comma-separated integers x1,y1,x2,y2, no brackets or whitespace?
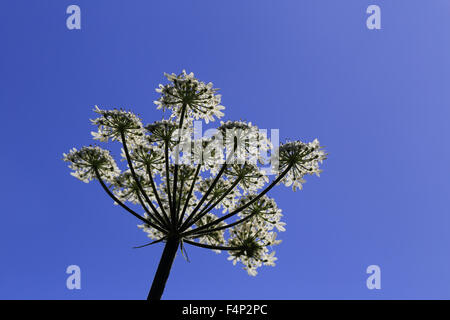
121,131,168,229
183,239,243,251
182,163,293,237
146,164,171,226
94,168,167,233
177,164,201,227
179,162,228,231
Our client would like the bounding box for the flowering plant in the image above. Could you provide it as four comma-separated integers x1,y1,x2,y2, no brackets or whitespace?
63,70,327,300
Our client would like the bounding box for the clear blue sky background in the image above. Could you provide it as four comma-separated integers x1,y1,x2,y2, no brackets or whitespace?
1,0,449,299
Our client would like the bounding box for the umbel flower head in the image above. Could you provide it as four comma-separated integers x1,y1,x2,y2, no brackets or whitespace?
63,146,120,183
273,139,327,191
63,70,327,296
155,70,225,123
91,106,145,144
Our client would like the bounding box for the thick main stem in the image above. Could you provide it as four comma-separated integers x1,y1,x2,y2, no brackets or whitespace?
147,237,180,300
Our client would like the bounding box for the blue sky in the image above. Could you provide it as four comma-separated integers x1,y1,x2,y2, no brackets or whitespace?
1,0,450,299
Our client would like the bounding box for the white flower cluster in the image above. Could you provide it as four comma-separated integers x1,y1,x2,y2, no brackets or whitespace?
155,70,225,123
218,120,272,165
112,170,154,205
121,144,164,172
196,178,241,213
273,139,327,191
63,146,120,183
225,163,269,194
145,120,178,145
195,213,228,253
225,195,284,275
91,106,145,145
